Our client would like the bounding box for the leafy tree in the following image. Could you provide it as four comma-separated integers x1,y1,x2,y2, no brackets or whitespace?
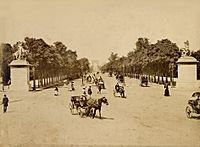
108,52,119,62
78,58,90,74
101,38,181,83
0,43,13,84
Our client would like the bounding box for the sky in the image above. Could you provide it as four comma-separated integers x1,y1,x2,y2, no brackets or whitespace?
0,0,200,65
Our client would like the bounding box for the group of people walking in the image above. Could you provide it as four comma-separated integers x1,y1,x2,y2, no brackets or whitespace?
54,81,76,96
53,72,105,98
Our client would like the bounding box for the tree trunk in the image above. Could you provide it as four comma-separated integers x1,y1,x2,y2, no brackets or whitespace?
161,75,164,84
33,68,36,90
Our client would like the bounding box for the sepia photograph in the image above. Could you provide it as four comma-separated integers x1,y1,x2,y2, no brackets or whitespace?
0,0,200,146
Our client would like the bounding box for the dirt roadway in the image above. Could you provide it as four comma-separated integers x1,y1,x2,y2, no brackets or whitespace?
0,74,200,146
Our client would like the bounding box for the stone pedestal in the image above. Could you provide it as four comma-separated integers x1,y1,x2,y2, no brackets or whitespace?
9,60,31,91
176,56,199,89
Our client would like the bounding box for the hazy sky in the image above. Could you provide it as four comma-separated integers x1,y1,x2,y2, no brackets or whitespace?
0,0,200,64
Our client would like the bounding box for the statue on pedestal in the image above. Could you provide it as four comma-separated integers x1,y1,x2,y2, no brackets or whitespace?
13,42,28,60
9,42,31,91
181,40,190,57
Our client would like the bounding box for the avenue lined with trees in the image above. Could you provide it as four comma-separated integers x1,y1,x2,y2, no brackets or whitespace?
0,37,200,146
1,37,200,89
0,37,90,90
101,38,200,84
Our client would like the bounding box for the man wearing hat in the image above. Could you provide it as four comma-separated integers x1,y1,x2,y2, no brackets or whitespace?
2,94,9,113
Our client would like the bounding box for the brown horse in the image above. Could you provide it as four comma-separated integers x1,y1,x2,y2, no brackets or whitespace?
86,97,109,119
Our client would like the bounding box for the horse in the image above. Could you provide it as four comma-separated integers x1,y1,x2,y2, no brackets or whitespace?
86,97,109,119
13,43,28,60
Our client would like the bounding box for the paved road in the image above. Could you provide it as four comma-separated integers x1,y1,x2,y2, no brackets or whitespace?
0,74,199,146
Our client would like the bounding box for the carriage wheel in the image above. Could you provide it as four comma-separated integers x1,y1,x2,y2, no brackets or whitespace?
77,107,81,116
122,94,126,98
123,91,126,98
78,107,84,118
69,103,74,114
186,106,193,118
80,112,84,118
89,109,94,117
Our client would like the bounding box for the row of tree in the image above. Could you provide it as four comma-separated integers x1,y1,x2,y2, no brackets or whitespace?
0,37,90,89
101,38,200,82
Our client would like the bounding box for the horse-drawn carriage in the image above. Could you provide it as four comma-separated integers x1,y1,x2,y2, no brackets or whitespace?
113,85,126,98
69,95,93,117
116,74,124,83
93,76,105,90
69,95,109,119
140,76,148,87
186,92,200,118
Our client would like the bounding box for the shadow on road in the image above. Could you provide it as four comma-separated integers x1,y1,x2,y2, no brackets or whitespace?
114,96,127,99
140,85,150,88
192,116,200,120
7,110,15,113
94,116,114,120
10,99,22,103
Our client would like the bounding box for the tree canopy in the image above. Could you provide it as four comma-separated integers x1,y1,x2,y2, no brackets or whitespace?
0,37,90,88
101,38,181,77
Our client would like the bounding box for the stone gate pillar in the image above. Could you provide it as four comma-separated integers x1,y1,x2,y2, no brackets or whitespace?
9,59,31,91
176,56,199,89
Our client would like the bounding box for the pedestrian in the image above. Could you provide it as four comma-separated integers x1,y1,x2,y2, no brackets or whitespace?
97,84,102,94
63,79,68,87
2,94,9,113
164,83,170,96
7,79,11,89
83,87,87,96
54,87,59,96
1,82,4,92
71,82,75,91
88,86,92,98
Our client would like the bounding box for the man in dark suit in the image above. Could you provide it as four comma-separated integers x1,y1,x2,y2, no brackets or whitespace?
2,94,9,113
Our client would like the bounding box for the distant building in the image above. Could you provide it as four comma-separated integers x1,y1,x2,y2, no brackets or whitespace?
91,60,99,72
